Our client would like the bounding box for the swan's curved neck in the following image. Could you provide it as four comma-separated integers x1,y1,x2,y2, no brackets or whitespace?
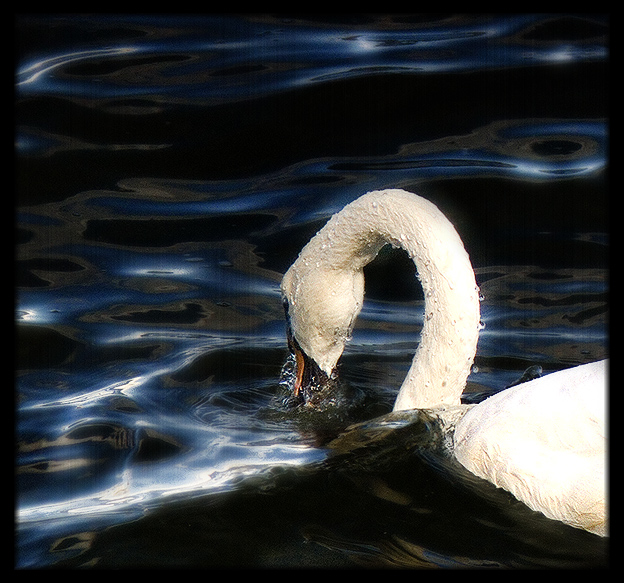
281,189,481,411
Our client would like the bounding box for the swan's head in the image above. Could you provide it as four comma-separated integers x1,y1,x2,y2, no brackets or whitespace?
280,189,481,411
281,258,365,402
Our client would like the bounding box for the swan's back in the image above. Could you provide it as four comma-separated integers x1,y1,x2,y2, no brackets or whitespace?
454,359,607,536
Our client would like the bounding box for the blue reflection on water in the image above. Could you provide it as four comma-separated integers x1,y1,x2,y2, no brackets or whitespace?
16,13,608,568
16,14,607,100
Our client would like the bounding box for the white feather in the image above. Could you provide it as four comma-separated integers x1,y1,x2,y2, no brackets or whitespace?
282,189,608,536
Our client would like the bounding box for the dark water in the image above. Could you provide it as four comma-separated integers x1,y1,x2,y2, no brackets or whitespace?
16,14,609,568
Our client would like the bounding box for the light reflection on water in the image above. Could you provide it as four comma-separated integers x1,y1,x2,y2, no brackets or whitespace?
16,14,608,568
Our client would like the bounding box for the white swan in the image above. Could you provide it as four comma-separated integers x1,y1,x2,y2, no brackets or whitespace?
281,189,607,537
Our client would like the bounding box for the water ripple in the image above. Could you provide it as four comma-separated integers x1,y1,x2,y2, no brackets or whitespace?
16,13,608,568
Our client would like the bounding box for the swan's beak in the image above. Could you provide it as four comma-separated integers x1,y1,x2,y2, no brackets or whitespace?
286,325,305,397
292,343,306,398
283,298,335,404
286,324,331,403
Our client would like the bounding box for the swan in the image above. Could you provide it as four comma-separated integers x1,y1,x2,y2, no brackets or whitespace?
281,188,607,537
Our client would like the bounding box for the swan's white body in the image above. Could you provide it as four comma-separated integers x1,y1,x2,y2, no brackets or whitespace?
455,359,607,536
281,189,607,537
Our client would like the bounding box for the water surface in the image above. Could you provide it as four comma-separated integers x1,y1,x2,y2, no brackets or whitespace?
16,14,608,568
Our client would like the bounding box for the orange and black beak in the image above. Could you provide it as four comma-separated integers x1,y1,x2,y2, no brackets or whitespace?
287,326,306,398
284,297,334,405
286,323,332,405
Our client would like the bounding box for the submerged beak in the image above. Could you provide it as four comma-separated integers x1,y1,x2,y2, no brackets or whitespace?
287,325,306,398
293,342,305,398
283,297,336,406
286,324,333,405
